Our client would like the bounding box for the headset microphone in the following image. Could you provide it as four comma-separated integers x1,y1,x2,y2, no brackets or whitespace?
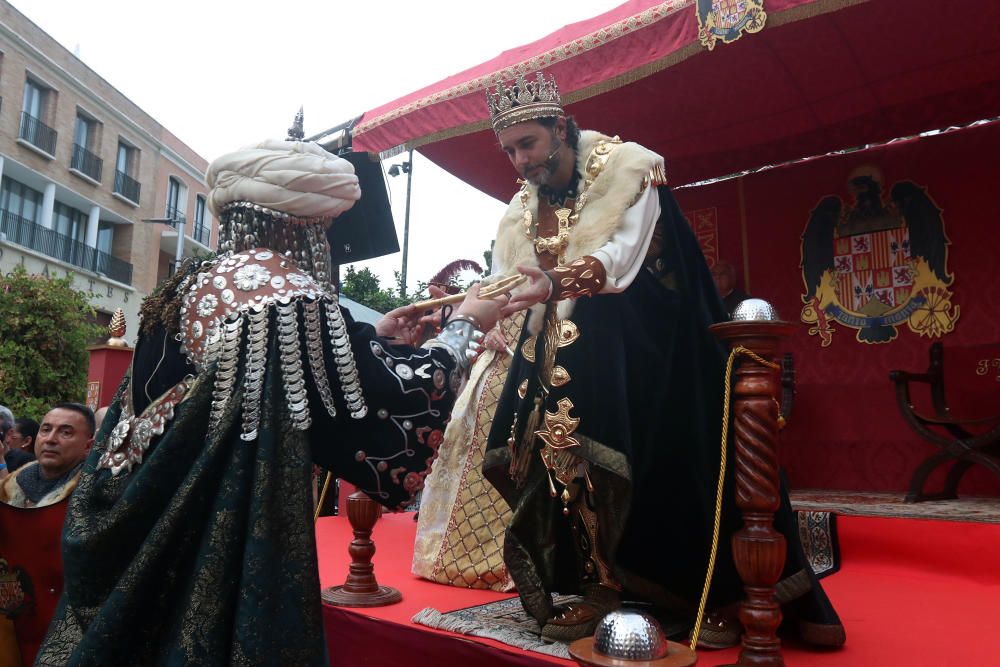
543,136,563,168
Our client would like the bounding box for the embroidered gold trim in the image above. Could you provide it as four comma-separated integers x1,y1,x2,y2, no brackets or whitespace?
558,320,580,347
361,1,868,157
354,2,687,137
551,366,570,387
535,398,581,451
521,334,537,362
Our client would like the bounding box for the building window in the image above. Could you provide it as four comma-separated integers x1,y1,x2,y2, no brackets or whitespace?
166,177,184,223
71,112,103,182
19,79,57,155
113,140,141,203
193,195,209,245
53,202,87,244
0,176,44,225
22,79,44,118
97,221,115,254
52,201,88,266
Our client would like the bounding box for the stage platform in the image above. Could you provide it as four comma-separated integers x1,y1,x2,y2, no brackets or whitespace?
317,510,1000,666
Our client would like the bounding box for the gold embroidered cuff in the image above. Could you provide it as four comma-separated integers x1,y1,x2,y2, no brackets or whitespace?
547,256,607,301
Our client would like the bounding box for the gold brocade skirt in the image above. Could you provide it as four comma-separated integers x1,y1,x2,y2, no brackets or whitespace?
411,314,523,591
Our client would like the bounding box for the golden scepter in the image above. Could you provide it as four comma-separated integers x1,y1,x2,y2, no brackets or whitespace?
410,274,527,310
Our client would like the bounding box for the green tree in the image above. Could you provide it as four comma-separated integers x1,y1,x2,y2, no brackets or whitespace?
0,266,103,420
341,266,405,312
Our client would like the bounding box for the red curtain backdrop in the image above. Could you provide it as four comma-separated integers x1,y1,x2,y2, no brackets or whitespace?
674,120,1000,494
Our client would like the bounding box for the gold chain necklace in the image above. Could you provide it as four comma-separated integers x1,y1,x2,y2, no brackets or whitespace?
518,137,620,267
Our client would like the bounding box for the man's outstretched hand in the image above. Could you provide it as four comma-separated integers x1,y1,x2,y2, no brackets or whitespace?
501,265,552,317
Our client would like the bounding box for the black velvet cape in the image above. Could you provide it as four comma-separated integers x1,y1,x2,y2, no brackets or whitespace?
484,187,840,631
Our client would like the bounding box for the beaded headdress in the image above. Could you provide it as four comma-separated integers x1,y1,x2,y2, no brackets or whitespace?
486,72,564,134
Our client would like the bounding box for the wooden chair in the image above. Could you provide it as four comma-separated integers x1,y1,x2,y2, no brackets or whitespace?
889,342,1000,502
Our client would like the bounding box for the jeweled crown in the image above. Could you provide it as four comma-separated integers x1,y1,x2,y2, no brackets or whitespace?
486,72,564,133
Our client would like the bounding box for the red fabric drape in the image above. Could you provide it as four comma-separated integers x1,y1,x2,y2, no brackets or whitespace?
673,120,1000,494
354,0,1000,198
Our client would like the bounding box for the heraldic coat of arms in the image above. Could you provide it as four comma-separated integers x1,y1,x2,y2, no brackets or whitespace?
800,167,959,346
697,0,767,50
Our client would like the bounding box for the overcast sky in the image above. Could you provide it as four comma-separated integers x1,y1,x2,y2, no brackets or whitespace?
11,0,619,296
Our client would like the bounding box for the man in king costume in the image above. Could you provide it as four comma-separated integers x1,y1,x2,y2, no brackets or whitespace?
35,139,506,665
480,72,845,647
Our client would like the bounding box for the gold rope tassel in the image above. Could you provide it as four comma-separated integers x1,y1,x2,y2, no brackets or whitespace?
689,346,779,653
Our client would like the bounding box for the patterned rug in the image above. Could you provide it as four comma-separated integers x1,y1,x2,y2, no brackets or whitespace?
791,490,1000,524
413,510,839,657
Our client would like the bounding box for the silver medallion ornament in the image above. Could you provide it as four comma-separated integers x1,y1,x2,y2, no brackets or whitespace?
98,378,192,476
233,263,272,291
197,293,219,317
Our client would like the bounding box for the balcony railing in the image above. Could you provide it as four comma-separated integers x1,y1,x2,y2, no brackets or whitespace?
192,222,211,246
114,169,141,204
19,111,58,155
0,208,133,285
71,144,104,182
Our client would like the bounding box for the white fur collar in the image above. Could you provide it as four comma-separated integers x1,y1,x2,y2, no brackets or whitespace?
489,130,664,328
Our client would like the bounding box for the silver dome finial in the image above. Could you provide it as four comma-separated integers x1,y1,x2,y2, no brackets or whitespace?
731,297,781,322
593,610,669,660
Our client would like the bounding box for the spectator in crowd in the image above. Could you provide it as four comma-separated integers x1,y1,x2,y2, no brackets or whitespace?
711,259,752,318
0,405,13,443
0,403,94,508
2,417,40,474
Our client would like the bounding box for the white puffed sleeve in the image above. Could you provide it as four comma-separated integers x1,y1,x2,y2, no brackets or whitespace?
591,185,661,293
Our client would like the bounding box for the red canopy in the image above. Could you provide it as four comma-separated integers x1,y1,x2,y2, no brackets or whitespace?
353,0,1000,200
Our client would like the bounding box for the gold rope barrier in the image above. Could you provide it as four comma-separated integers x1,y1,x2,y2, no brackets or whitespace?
689,345,779,652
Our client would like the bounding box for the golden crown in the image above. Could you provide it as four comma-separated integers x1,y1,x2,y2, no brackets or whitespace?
486,72,564,133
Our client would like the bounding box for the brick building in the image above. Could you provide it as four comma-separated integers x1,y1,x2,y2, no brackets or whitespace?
0,0,213,339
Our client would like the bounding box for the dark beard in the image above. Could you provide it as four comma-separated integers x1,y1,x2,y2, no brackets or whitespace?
522,135,562,186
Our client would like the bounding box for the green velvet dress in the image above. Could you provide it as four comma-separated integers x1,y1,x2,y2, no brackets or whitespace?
36,259,460,666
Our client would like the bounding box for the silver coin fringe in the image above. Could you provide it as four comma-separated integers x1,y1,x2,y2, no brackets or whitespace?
325,300,367,419
218,203,333,287
303,300,338,419
209,316,244,429
240,308,270,442
277,301,311,431
205,295,369,441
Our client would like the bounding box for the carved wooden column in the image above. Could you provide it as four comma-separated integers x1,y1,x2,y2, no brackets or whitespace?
322,491,402,607
709,318,795,667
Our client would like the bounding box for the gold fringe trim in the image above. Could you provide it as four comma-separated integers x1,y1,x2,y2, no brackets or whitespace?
364,0,871,155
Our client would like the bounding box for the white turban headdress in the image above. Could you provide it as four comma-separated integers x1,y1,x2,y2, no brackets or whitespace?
206,139,361,220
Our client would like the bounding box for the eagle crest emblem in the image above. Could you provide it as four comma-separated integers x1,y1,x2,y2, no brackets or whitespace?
800,167,959,346
697,0,767,51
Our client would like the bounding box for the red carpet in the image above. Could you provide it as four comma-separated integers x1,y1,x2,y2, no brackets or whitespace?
317,512,1000,666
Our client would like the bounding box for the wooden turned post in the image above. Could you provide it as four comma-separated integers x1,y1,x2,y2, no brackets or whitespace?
321,491,402,607
709,319,795,667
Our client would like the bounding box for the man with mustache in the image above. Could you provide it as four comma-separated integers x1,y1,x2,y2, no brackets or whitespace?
479,71,845,649
0,404,93,507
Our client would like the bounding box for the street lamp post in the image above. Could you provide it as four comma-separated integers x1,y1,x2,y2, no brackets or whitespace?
388,149,413,298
